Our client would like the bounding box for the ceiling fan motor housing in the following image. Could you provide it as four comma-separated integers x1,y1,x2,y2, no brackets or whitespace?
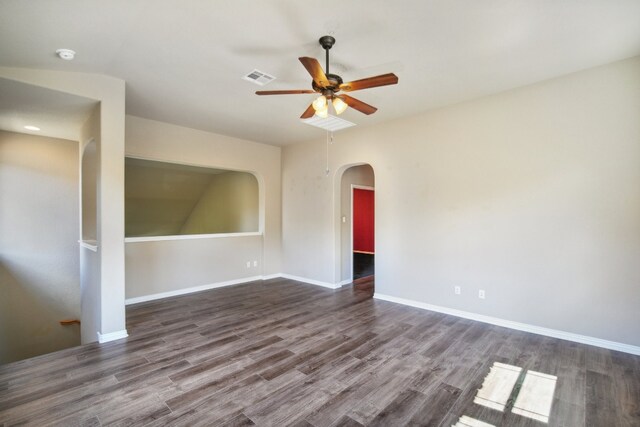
312,73,343,96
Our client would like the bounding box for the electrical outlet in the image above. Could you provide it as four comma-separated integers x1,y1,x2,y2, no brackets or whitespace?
479,289,485,299
454,286,461,295
253,260,258,267
246,261,251,268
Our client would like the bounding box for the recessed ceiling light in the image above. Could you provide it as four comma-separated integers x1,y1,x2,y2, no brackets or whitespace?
56,49,76,60
24,125,40,131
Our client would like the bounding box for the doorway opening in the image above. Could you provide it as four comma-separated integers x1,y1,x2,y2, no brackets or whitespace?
338,164,374,291
352,185,375,290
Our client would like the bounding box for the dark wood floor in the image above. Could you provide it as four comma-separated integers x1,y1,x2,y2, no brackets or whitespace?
1,278,639,426
353,253,374,280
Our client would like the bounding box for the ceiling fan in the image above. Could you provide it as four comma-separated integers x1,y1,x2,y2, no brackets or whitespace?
256,35,399,119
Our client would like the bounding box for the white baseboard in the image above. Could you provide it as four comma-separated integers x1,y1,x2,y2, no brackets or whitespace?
97,329,128,343
374,293,640,356
125,276,264,305
280,273,341,289
338,279,352,287
125,273,343,306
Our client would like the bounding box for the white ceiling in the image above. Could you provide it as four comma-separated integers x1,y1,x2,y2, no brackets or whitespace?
1,0,639,146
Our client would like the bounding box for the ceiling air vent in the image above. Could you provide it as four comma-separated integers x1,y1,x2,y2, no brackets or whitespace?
243,69,276,86
301,114,356,132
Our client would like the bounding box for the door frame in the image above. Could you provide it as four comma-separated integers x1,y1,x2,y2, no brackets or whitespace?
351,184,375,281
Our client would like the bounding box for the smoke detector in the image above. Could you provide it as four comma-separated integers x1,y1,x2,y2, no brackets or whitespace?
56,49,76,60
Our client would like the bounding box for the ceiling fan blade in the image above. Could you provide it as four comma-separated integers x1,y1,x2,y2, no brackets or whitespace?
339,73,399,92
300,104,316,119
256,90,316,95
338,94,378,115
299,57,330,87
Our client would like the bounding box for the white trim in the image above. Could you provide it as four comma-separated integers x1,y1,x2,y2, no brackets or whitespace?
338,279,352,287
373,293,640,356
79,240,98,252
97,329,128,343
125,276,264,305
124,274,343,305
280,274,341,289
125,232,261,243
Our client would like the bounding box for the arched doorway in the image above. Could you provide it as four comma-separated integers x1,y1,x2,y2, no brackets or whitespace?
338,164,375,290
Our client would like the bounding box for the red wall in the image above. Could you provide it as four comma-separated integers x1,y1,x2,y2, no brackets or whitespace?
353,188,374,253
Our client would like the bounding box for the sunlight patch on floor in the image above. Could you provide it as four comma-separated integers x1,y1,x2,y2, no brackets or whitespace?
469,361,558,424
473,362,522,411
452,415,496,427
512,370,557,423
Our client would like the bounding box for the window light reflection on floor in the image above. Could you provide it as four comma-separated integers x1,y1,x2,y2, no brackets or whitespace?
471,361,558,424
512,370,557,423
452,415,496,427
473,362,522,411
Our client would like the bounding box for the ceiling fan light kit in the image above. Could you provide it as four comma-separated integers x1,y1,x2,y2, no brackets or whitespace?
312,95,328,113
256,35,398,120
332,97,348,115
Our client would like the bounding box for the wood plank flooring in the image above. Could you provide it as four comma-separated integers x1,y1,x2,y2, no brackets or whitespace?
1,278,639,426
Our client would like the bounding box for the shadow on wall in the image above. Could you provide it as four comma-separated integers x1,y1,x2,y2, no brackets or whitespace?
0,261,80,364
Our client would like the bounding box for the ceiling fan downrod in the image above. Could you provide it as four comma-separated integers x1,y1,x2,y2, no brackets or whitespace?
319,35,335,75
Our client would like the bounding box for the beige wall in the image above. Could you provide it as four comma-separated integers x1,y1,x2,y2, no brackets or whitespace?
125,115,281,298
79,106,101,344
125,235,263,299
0,131,80,363
0,67,128,341
81,116,98,242
339,165,374,282
125,161,259,237
125,160,214,237
181,171,259,235
282,56,640,347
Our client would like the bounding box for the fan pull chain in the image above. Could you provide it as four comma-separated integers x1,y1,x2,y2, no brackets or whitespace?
325,130,334,176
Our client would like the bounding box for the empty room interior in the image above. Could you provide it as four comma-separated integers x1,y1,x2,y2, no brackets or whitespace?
1,1,639,426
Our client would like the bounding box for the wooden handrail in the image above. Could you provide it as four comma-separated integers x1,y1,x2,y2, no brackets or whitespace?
59,319,80,325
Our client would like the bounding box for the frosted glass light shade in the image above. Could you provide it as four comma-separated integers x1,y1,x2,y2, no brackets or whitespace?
332,97,348,114
315,106,328,118
312,95,327,112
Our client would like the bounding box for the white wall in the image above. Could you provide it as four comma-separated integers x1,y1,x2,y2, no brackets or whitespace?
125,115,282,298
282,56,640,347
0,67,128,341
0,131,80,363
